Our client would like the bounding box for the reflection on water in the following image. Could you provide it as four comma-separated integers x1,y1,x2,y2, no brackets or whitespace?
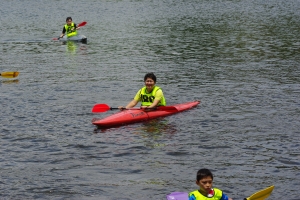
66,41,77,53
138,119,178,149
94,118,178,149
94,118,176,135
137,119,177,136
1,79,19,84
61,41,77,54
61,41,88,56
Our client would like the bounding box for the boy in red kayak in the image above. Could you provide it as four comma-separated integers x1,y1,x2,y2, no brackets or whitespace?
119,72,166,110
189,168,233,200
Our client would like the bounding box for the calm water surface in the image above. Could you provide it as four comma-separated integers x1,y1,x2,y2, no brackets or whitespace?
0,0,299,199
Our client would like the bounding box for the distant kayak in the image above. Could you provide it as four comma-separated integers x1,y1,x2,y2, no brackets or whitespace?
59,34,87,43
92,101,200,128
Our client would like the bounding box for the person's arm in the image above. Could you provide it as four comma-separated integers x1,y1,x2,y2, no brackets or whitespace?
118,90,141,110
141,99,160,109
71,24,80,31
75,24,80,30
118,99,138,110
60,27,66,38
72,24,77,31
188,194,196,200
125,99,139,109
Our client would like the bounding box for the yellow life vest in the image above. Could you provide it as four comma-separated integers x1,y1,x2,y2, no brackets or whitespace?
139,86,166,106
189,188,223,200
64,22,77,37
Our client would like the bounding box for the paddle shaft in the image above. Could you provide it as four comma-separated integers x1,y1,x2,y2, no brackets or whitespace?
108,107,120,111
92,103,178,113
112,107,158,111
92,106,158,113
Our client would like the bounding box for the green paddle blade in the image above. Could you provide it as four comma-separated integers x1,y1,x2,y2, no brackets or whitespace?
245,185,274,200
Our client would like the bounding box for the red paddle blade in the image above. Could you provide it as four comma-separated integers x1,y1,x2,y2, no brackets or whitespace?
78,21,87,27
52,37,59,40
92,104,111,113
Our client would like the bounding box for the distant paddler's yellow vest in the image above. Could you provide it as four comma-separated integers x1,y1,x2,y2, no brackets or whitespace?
64,22,77,37
189,188,223,200
140,86,166,106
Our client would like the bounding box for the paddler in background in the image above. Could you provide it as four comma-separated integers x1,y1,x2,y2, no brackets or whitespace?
59,17,80,38
119,72,166,110
189,168,233,200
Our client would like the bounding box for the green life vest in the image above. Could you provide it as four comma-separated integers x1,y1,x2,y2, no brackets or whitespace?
139,86,166,106
64,22,77,37
189,188,223,200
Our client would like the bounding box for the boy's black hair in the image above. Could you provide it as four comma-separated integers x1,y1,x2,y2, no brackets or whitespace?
196,168,213,181
66,17,72,22
144,72,156,82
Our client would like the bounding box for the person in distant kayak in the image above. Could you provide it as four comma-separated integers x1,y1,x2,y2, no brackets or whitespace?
189,168,233,200
119,72,166,110
60,17,80,38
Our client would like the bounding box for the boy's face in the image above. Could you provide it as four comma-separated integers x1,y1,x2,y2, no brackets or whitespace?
67,19,72,26
196,176,213,194
144,78,155,91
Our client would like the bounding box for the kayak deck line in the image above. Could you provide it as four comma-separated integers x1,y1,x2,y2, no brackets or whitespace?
92,101,200,128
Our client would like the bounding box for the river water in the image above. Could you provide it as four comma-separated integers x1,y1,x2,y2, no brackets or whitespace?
1,0,299,199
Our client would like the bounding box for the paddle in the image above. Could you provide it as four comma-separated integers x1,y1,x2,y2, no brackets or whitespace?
0,71,19,78
92,104,178,113
244,185,274,200
77,21,87,27
53,21,87,40
166,185,274,200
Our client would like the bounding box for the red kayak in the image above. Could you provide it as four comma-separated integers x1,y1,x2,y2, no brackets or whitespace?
92,101,200,127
